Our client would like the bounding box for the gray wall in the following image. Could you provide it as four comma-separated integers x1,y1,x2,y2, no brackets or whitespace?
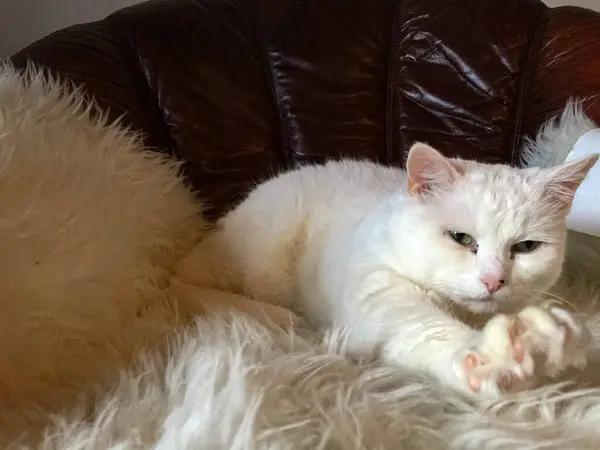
0,0,144,57
544,0,598,7
0,0,599,57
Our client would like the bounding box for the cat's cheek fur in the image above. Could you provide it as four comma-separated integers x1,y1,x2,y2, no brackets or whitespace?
386,208,473,290
388,220,489,307
394,200,493,305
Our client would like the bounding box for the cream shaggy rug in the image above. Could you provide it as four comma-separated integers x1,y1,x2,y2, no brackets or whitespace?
2,64,600,449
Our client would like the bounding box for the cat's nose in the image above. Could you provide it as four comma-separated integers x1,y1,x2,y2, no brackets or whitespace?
480,274,505,294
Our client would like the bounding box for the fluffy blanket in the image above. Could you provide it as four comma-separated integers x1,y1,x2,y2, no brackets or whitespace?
2,64,600,450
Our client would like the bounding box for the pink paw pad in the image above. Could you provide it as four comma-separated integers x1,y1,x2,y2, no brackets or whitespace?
462,321,527,393
459,305,590,397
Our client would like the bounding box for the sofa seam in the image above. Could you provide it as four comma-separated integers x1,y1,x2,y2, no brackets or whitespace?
385,0,402,165
253,6,292,171
105,14,178,157
509,5,549,166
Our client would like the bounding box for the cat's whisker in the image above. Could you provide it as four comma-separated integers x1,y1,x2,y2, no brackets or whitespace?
535,289,569,304
532,289,578,311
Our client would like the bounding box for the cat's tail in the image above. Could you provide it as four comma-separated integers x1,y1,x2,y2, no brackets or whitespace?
520,98,598,169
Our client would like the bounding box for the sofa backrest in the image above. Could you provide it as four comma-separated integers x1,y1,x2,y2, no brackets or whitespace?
11,0,600,217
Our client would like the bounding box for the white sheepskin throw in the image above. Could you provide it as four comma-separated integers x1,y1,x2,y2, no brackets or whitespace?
0,64,206,447
3,64,600,449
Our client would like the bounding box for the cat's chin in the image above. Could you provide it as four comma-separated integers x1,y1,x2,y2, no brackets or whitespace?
458,296,499,314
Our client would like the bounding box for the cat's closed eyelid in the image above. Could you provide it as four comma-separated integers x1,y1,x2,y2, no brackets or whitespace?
512,238,549,246
511,240,544,254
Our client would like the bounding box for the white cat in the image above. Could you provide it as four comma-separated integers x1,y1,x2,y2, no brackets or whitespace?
176,143,598,399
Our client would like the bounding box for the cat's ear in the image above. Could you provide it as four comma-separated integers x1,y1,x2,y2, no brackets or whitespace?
542,154,599,209
406,142,461,197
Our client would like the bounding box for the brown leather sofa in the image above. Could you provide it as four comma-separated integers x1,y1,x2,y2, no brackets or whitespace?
10,0,600,218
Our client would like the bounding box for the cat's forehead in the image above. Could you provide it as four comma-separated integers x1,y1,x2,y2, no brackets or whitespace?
439,163,553,237
460,164,541,201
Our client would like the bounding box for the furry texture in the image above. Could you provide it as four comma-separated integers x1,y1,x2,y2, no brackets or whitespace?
521,99,597,169
4,63,600,450
26,308,600,450
176,118,597,399
0,63,210,446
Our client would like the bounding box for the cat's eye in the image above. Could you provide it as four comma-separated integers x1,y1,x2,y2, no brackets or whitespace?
512,240,541,253
448,231,474,246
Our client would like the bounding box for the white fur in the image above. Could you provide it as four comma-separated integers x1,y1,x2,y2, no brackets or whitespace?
0,63,314,447
4,62,600,449
26,311,600,450
0,63,212,446
177,127,597,398
521,99,597,169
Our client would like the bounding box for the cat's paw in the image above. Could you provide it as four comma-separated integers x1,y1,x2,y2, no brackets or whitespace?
457,305,590,397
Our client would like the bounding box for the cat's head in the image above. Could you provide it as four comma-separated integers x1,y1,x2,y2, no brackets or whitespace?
393,142,598,313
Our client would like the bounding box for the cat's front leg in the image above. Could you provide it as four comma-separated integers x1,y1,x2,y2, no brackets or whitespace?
374,304,481,398
348,283,590,399
344,284,483,397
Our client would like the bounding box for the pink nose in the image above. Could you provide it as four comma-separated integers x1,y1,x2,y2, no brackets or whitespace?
480,274,505,294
